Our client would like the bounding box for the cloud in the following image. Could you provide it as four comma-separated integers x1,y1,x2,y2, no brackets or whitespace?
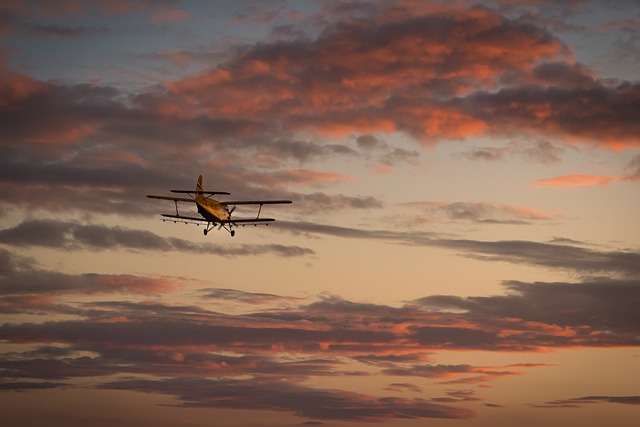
385,383,423,393
533,173,623,188
534,156,640,187
415,278,640,337
402,201,558,225
2,4,639,223
265,169,357,186
199,288,304,305
279,221,640,277
381,363,539,384
98,377,474,421
4,275,636,355
0,249,180,312
0,272,638,420
0,381,69,391
460,79,640,149
537,395,640,408
0,219,315,258
457,140,567,164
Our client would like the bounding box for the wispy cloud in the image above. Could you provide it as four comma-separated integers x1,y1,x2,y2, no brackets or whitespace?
99,377,475,421
533,174,623,188
279,221,640,278
537,395,640,408
401,201,559,225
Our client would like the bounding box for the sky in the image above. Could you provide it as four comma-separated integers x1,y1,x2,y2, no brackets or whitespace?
0,0,639,426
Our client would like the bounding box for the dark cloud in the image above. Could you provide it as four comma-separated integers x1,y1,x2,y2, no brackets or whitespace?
458,146,508,162
537,395,640,408
99,377,474,421
0,274,637,420
385,383,423,393
0,381,69,391
0,249,179,312
200,288,303,304
279,221,640,277
0,219,314,258
415,278,640,337
457,140,566,164
3,275,636,357
439,239,640,278
459,81,640,148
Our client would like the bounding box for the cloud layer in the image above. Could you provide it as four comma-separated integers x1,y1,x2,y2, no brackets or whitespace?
2,3,639,220
1,240,638,420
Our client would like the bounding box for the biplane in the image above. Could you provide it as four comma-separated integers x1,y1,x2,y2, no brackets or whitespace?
147,175,292,237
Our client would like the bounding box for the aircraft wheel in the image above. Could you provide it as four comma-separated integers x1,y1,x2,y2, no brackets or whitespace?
231,230,236,237
204,229,208,236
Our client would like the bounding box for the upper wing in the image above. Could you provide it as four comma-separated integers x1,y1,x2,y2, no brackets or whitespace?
147,195,195,203
221,200,293,206
171,190,231,195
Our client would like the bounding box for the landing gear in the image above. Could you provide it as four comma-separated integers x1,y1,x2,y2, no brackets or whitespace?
203,222,234,237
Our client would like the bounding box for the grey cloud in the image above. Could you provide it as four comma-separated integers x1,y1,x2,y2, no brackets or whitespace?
435,202,554,224
420,278,640,333
0,250,179,301
0,219,314,258
460,82,640,146
200,288,303,304
439,239,640,278
0,381,69,391
537,395,640,408
458,146,507,162
456,140,566,164
0,346,354,381
99,377,474,421
293,193,384,213
279,221,640,277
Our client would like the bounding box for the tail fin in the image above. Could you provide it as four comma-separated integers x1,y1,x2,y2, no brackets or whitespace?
195,175,205,203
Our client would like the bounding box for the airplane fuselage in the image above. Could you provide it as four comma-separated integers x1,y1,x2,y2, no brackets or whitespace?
196,198,230,223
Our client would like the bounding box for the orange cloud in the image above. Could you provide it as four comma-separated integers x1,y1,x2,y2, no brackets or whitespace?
0,71,48,108
161,7,570,143
533,174,623,188
91,274,178,294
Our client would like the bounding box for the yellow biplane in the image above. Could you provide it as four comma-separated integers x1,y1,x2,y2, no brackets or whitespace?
147,175,292,237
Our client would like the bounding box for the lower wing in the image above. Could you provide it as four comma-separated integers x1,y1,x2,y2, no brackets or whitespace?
161,214,275,224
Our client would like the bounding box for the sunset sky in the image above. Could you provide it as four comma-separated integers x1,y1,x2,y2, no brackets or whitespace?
1,1,639,426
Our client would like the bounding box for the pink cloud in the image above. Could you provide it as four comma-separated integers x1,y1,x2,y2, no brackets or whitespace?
533,174,623,188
